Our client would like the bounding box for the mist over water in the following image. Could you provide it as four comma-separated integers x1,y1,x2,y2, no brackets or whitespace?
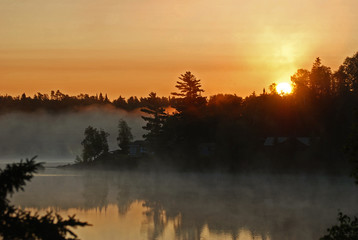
10,168,358,240
0,106,145,162
2,105,358,239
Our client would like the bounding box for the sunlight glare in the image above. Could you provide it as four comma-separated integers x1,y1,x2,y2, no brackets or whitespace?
276,82,292,95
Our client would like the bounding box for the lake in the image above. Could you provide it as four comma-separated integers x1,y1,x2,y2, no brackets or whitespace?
9,165,358,240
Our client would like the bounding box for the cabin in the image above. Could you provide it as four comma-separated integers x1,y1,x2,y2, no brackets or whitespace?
198,143,216,157
264,137,311,151
128,140,147,156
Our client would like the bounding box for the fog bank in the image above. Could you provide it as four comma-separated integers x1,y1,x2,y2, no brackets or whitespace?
0,106,145,162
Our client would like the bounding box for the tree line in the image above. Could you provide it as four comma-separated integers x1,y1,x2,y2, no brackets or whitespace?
49,51,358,172
1,52,357,114
136,52,358,171
0,90,172,113
3,52,358,171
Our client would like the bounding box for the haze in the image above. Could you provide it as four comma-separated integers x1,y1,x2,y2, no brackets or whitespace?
0,107,145,161
1,0,358,98
10,170,358,240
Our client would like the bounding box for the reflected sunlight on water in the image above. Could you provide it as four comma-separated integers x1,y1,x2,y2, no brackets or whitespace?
26,203,267,240
10,167,358,240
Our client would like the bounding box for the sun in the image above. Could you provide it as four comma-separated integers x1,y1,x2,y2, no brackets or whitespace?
276,82,292,95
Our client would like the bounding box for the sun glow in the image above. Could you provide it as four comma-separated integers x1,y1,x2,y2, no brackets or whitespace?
276,82,292,95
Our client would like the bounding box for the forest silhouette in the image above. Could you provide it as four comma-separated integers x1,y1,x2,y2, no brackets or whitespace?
2,52,358,172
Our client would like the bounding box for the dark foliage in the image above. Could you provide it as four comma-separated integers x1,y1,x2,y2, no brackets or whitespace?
171,71,206,114
141,92,167,147
345,110,358,183
171,71,204,99
320,212,358,240
0,90,172,114
117,119,133,154
78,126,109,163
0,157,89,239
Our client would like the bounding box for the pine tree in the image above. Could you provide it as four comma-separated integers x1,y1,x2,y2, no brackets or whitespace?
171,71,204,100
171,71,206,113
0,157,89,239
310,57,332,97
141,92,167,143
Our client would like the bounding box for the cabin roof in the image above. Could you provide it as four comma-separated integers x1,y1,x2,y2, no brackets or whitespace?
264,137,311,146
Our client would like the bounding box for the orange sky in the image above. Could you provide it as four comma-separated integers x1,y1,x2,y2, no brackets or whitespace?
1,0,358,99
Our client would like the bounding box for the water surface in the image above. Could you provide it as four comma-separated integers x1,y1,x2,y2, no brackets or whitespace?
10,166,358,240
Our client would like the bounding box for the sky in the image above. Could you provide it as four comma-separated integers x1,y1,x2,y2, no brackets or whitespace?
1,0,358,99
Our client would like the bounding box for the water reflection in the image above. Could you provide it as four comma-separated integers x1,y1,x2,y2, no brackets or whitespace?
10,169,358,240
82,173,109,211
